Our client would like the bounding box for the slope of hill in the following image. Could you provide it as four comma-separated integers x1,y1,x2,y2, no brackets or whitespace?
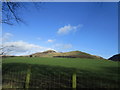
30,50,104,59
2,57,119,88
108,54,120,61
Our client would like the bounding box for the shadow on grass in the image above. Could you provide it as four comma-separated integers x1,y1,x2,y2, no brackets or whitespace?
2,63,119,89
101,66,120,74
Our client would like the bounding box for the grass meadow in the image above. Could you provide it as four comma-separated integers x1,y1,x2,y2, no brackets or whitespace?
2,57,119,88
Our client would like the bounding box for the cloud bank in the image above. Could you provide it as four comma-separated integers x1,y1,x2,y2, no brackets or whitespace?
2,41,53,55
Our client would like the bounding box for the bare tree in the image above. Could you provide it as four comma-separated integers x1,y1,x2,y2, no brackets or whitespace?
0,45,15,55
1,1,43,55
2,1,42,25
2,2,24,25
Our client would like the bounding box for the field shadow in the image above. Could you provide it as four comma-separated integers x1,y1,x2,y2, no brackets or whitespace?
99,66,120,85
101,66,120,74
2,63,119,89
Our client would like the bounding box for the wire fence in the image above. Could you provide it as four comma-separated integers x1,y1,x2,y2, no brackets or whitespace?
2,64,73,89
2,64,119,89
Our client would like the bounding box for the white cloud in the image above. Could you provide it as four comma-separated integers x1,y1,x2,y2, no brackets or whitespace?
47,39,54,43
1,33,13,42
2,41,53,55
57,24,82,35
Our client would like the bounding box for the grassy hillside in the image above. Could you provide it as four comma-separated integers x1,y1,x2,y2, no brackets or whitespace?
2,57,119,88
2,57,116,71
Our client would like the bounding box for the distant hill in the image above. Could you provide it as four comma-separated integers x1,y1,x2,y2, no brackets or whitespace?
108,54,120,61
30,50,104,59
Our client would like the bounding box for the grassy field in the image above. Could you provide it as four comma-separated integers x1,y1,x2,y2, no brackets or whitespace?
2,57,119,88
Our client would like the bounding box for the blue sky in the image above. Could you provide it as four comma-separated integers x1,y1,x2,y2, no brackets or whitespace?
3,2,118,58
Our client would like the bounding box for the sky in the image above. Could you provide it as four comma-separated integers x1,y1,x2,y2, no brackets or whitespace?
2,2,118,58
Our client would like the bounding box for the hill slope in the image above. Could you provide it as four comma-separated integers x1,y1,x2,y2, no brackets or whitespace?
30,50,104,59
2,57,119,88
108,54,120,61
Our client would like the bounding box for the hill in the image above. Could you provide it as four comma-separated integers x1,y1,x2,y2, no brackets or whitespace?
30,50,104,59
108,54,120,61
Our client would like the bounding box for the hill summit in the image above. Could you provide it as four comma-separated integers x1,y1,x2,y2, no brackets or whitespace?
30,50,104,59
42,50,56,54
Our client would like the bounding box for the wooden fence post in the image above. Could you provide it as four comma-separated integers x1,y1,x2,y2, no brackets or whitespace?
72,72,76,89
25,65,31,88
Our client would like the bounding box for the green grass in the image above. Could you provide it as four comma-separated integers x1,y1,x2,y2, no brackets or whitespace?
2,57,119,88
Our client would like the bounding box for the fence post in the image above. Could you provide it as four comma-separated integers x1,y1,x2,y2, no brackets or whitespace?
25,65,31,88
72,72,76,89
